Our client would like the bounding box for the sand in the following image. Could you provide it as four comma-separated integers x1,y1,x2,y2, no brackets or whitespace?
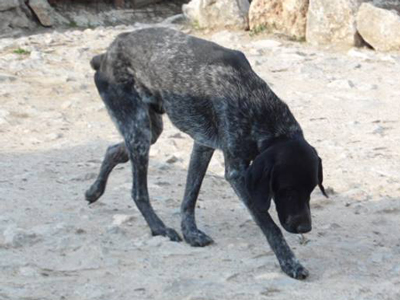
0,21,399,300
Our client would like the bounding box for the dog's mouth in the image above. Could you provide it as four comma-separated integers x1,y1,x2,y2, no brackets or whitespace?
282,222,312,234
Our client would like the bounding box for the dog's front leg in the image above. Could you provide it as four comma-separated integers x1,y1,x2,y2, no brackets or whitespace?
224,158,309,279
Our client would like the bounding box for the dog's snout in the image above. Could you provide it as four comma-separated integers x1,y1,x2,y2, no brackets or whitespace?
284,214,312,234
295,223,311,233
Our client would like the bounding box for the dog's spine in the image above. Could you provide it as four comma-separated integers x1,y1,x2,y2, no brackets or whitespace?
90,54,105,71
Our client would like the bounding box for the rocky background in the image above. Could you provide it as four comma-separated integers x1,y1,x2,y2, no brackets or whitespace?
184,0,400,51
0,0,185,37
1,1,400,300
2,0,400,51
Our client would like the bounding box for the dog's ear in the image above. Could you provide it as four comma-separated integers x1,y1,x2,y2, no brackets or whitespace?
317,157,328,198
311,147,329,198
245,158,274,212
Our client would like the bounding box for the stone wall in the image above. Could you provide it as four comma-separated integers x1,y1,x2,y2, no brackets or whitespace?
184,0,400,51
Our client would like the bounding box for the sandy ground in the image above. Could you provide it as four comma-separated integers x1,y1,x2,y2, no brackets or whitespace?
0,21,400,300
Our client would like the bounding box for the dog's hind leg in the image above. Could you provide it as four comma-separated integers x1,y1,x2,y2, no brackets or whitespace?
85,111,163,204
92,71,181,241
85,142,129,204
181,143,214,246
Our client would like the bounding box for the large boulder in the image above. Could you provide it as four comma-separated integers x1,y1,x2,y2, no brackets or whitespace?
0,1,37,34
28,0,68,27
182,0,250,30
249,0,309,40
357,3,400,51
306,0,364,47
0,0,20,11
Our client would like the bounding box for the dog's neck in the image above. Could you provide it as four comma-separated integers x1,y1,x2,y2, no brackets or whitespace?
257,132,304,153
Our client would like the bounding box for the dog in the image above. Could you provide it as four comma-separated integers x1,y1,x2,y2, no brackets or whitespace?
85,27,328,279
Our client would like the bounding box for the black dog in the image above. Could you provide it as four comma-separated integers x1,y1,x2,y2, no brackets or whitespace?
85,27,328,279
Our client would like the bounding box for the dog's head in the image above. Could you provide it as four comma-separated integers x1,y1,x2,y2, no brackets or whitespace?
245,137,327,234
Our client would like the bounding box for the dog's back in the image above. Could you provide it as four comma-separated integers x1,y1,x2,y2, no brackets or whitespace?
92,27,301,151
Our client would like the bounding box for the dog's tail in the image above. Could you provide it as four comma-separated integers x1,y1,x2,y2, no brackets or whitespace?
90,54,105,71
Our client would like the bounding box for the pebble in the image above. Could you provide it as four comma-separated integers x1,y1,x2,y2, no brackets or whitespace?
211,30,240,48
0,73,17,83
3,225,42,248
0,109,10,124
347,48,372,60
353,204,369,215
251,39,282,49
29,50,43,60
106,225,126,235
166,155,179,164
112,214,135,226
61,101,73,109
146,235,169,247
46,133,64,141
390,265,400,276
19,266,40,277
328,79,355,89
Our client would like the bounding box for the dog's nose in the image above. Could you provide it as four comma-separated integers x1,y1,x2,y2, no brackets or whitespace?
295,223,311,233
285,215,312,233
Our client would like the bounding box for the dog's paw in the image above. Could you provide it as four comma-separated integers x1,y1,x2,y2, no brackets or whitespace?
281,261,309,280
85,180,106,204
152,227,182,242
183,229,214,247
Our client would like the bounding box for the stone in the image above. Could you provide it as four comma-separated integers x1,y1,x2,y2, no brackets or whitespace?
0,6,34,33
250,39,282,49
249,0,309,40
0,73,17,82
328,79,355,89
0,109,10,125
166,155,179,164
210,30,240,48
29,50,42,60
306,0,364,47
28,0,68,27
357,3,400,51
3,225,42,248
162,14,187,25
112,214,135,226
45,133,63,141
182,0,250,30
0,0,19,11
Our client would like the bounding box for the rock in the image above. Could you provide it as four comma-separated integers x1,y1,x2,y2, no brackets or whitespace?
0,73,17,82
0,109,10,125
45,133,63,141
0,0,19,11
61,101,72,110
28,0,68,27
29,50,42,60
112,214,135,226
19,266,40,277
162,14,187,25
250,39,282,49
0,6,34,33
182,0,250,30
106,225,126,235
306,0,364,47
166,155,179,164
328,79,355,89
210,30,240,48
249,0,309,40
357,3,400,51
3,225,42,248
